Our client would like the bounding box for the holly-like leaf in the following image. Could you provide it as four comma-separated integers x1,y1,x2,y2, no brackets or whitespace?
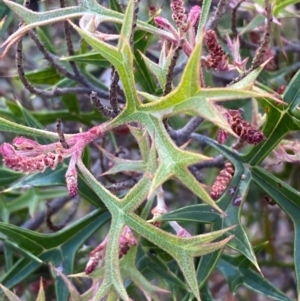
0,210,110,301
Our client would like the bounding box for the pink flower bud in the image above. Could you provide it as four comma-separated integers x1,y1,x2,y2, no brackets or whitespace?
119,226,137,258
151,204,167,227
0,143,16,156
65,167,78,197
149,5,157,17
85,242,106,274
13,137,41,150
187,5,201,27
217,130,228,144
154,16,173,30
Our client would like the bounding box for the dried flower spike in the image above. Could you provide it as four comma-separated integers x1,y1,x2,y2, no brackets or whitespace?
226,109,265,145
205,30,228,71
210,162,235,200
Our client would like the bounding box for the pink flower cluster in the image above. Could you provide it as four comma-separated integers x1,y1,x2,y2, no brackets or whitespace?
0,137,64,174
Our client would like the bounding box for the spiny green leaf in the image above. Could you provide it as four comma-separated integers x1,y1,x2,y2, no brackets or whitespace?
197,0,212,40
0,116,58,139
0,210,110,298
118,0,134,50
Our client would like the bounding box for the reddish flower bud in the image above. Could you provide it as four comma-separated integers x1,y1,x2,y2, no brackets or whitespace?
149,5,157,17
85,241,106,274
217,130,229,144
0,143,16,156
226,110,265,145
65,167,78,197
187,5,201,28
210,162,235,200
171,0,187,30
119,226,137,258
205,30,229,71
154,16,173,30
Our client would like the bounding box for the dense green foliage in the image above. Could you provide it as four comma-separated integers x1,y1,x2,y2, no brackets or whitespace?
0,0,300,300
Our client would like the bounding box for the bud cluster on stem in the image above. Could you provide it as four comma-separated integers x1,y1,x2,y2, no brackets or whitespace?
0,123,108,196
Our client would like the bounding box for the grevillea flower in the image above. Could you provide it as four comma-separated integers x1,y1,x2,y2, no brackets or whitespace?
0,139,63,174
187,5,201,28
85,226,137,274
205,30,229,71
226,110,265,145
210,162,235,200
171,0,187,31
0,123,106,197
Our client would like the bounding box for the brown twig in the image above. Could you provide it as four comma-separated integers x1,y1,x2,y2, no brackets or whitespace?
206,0,232,31
90,91,115,118
105,178,138,193
46,197,80,232
56,118,70,149
163,43,182,96
109,68,121,115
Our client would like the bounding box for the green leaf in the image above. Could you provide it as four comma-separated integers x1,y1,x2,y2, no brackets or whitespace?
36,278,46,301
197,0,212,40
218,254,293,301
159,204,221,224
13,67,61,85
60,52,111,67
274,0,300,16
251,166,300,299
2,0,175,53
0,168,23,187
0,210,110,301
117,0,134,50
62,93,80,115
0,116,58,140
0,188,40,223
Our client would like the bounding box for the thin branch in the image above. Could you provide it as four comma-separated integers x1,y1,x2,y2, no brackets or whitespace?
163,43,182,96
105,178,138,193
56,118,70,149
21,196,71,230
206,0,232,31
250,0,272,69
109,68,121,115
231,0,246,40
90,91,115,118
59,0,80,74
46,197,80,232
169,116,204,146
15,43,96,96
